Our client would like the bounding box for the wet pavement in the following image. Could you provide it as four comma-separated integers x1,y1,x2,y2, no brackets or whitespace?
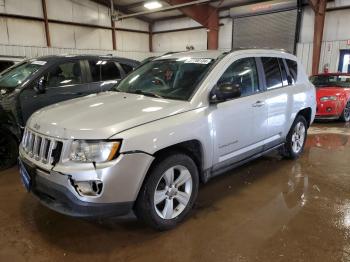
0,122,349,262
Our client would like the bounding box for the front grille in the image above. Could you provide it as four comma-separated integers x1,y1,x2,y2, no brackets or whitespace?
21,129,63,166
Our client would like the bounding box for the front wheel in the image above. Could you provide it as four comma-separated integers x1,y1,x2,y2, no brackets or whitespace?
340,101,350,122
135,153,199,231
0,130,19,171
280,115,308,159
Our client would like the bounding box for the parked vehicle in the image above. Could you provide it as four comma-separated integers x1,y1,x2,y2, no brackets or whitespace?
19,50,316,230
310,73,350,121
0,55,139,170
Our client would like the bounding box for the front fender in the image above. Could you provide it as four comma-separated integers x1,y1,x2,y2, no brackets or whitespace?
110,107,214,170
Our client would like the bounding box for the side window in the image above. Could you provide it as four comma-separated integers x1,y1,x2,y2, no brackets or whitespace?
120,63,134,75
45,61,82,88
278,58,289,86
286,59,298,84
218,57,259,97
261,57,283,90
88,60,100,82
101,61,121,81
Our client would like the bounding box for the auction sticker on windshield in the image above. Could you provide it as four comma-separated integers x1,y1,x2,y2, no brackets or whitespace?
184,58,212,64
31,60,47,66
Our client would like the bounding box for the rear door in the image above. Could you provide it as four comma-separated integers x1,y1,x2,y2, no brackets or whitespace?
19,59,90,123
86,59,123,92
260,56,290,149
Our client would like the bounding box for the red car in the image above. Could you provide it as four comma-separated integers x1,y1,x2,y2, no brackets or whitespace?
310,73,350,122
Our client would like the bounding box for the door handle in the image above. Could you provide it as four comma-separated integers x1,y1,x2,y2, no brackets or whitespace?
252,101,265,107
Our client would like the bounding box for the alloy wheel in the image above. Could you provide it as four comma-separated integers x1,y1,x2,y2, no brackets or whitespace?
291,122,306,154
154,165,193,220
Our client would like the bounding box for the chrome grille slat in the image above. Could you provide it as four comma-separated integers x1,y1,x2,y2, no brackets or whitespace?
21,129,62,167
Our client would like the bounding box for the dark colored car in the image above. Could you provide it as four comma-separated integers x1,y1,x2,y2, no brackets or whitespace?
0,54,139,170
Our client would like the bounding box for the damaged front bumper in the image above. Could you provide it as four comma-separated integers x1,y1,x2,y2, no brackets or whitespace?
19,146,154,218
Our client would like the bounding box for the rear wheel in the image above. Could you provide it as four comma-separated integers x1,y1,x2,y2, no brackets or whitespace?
280,115,307,159
135,153,199,231
340,101,350,122
0,130,18,171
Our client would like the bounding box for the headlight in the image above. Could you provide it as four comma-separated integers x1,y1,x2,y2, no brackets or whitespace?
69,140,121,163
320,96,337,101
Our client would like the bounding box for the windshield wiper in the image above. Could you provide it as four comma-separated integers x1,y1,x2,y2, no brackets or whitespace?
133,90,164,99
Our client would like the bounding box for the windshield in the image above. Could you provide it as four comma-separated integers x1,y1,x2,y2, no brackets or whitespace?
310,75,350,88
0,60,45,89
114,58,214,100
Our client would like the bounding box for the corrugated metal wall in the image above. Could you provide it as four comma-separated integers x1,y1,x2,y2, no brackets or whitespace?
0,44,161,61
297,40,350,76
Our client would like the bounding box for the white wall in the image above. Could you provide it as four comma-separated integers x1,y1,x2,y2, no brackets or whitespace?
0,0,150,53
297,2,350,75
152,12,232,52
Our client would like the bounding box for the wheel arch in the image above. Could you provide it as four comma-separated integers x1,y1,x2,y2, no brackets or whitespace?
150,140,205,183
296,107,312,127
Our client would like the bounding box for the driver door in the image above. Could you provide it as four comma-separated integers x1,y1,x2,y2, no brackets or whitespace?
19,60,89,124
211,57,268,169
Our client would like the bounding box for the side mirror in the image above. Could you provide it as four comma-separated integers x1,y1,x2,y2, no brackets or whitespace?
34,77,46,94
209,82,241,103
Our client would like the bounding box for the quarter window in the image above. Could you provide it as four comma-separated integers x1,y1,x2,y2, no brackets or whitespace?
286,59,298,84
45,61,82,88
120,63,134,75
218,57,259,97
88,60,122,82
261,57,283,90
101,61,121,81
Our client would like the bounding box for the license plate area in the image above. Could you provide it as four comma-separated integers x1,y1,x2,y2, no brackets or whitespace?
18,159,33,192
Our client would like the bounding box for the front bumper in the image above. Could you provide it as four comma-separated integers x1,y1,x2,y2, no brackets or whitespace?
19,147,154,218
316,100,342,119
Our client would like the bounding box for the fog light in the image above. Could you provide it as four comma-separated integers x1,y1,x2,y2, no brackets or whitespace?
73,180,103,196
327,107,332,112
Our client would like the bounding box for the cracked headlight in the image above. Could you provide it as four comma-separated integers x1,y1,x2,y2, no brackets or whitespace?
69,140,121,163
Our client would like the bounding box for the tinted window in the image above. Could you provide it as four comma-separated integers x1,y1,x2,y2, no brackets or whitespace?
262,57,283,90
88,60,100,82
120,63,134,74
279,58,289,86
45,61,82,88
218,58,259,97
101,61,121,81
286,59,298,83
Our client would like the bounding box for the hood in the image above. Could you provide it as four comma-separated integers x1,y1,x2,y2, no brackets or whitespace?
316,87,350,100
27,91,193,139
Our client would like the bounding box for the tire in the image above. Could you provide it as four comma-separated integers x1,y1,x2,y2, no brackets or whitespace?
135,153,199,231
340,100,350,122
280,115,308,160
0,130,19,171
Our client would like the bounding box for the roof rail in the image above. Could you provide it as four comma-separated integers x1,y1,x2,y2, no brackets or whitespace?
230,47,290,53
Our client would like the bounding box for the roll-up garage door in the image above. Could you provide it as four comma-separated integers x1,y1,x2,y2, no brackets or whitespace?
230,0,299,53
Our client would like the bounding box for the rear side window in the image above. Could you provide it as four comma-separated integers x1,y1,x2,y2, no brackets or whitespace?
101,61,121,81
286,59,298,84
120,63,134,75
261,57,283,90
88,60,121,82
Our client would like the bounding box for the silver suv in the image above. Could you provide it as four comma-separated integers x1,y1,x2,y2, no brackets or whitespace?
19,50,316,230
